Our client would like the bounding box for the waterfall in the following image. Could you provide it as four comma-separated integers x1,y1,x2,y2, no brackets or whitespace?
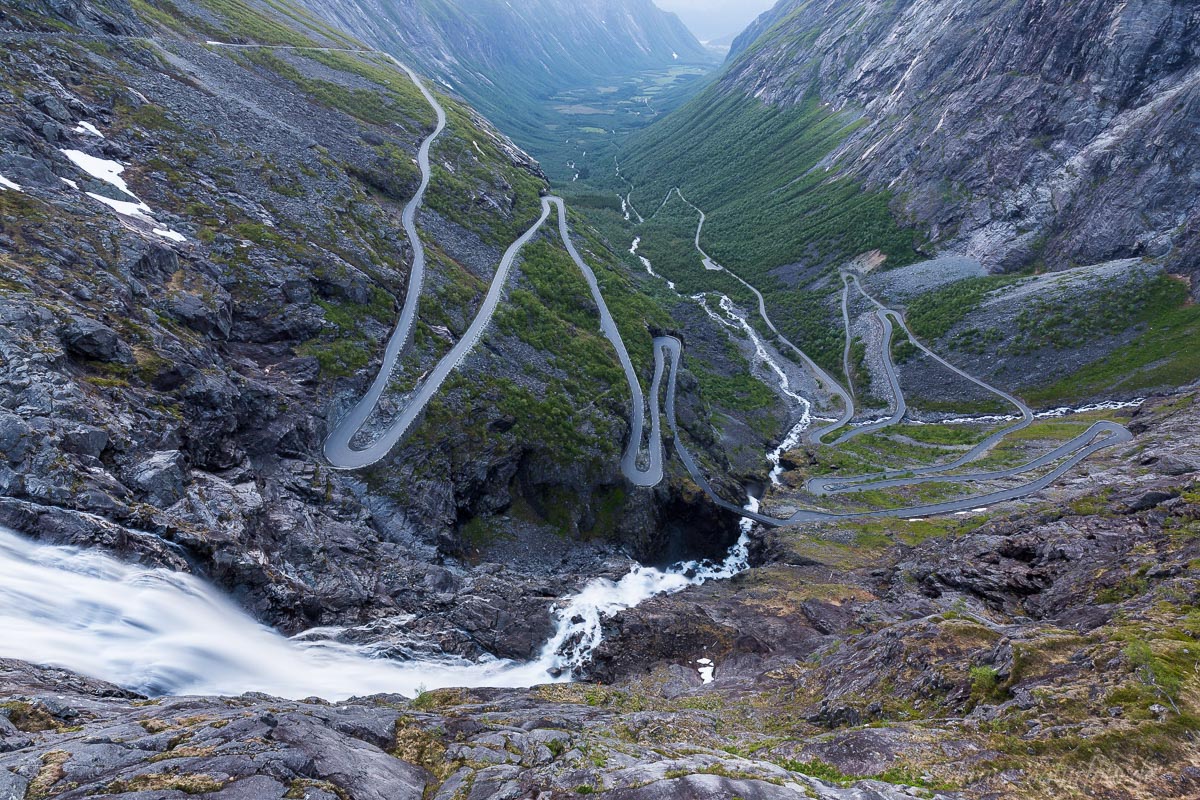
0,525,748,700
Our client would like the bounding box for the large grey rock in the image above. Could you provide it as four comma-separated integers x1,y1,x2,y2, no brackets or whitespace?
125,450,186,507
58,316,134,365
271,717,429,800
0,413,31,464
26,91,71,123
61,425,108,459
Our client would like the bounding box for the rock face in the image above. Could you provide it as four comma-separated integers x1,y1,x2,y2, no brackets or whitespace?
657,0,1200,285
0,0,737,657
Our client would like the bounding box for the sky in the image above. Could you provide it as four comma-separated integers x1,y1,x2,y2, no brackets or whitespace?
655,0,779,43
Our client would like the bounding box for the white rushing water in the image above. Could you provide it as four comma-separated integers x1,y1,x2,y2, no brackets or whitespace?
922,399,1146,427
629,229,814,485
537,531,751,673
629,237,674,290
0,525,749,700
695,293,814,484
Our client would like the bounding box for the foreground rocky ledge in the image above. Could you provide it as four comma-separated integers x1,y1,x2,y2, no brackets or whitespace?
3,393,1200,799
0,659,943,800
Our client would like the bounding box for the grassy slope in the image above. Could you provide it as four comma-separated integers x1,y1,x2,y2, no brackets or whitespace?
619,88,920,281
608,87,922,375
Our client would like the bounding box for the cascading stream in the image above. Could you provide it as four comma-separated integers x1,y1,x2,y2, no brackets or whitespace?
0,525,748,699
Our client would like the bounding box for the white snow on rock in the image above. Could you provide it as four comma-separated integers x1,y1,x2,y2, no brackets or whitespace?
61,149,186,242
696,657,714,683
85,192,153,221
73,122,105,138
0,174,22,192
61,177,79,190
153,228,187,243
61,149,141,200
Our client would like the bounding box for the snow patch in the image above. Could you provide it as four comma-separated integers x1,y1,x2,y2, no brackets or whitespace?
62,149,186,242
153,228,188,243
61,149,138,199
85,192,153,221
0,174,22,192
73,122,104,138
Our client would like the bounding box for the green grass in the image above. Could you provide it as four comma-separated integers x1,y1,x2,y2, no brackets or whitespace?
840,432,961,470
778,757,956,791
621,89,921,278
297,339,371,378
689,365,777,411
494,241,625,396
889,423,992,446
1026,278,1200,403
1007,271,1184,355
240,50,430,135
610,89,922,374
905,274,1021,340
424,97,546,246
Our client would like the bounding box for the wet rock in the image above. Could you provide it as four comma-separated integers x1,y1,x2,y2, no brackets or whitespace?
61,425,108,458
0,412,32,464
131,244,180,283
0,716,34,753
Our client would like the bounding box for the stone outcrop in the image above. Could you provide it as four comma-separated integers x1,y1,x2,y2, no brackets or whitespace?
725,0,1200,284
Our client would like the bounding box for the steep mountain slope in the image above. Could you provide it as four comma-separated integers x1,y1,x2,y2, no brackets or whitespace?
2,1,1200,798
615,0,1199,398
294,0,716,168
720,0,1199,277
0,0,752,656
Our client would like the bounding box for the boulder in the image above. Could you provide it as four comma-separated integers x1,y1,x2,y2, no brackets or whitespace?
1122,489,1178,512
1156,450,1200,476
0,412,32,464
131,244,180,283
58,316,134,364
126,450,186,507
61,425,108,459
27,91,71,123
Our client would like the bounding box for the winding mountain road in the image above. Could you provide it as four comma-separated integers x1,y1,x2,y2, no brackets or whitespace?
292,46,1132,525
626,188,1131,521
828,309,906,445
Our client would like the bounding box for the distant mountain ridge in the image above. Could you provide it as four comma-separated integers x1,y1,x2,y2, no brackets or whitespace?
626,0,1200,285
